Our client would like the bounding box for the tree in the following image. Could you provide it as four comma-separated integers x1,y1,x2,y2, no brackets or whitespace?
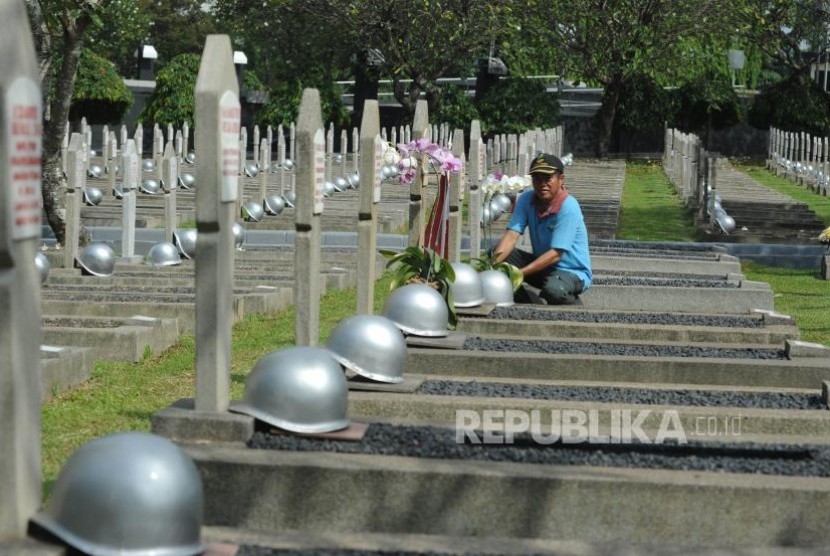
65,48,134,124
476,78,560,135
211,0,350,125
27,0,114,248
84,0,150,76
298,0,515,114
139,53,200,127
532,0,735,156
139,0,217,65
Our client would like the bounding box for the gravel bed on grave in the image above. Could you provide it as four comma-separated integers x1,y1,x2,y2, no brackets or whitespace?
596,270,728,280
42,285,255,295
589,240,719,252
461,337,785,360
484,307,765,328
42,317,122,328
591,276,737,288
417,380,823,410
588,249,718,261
41,292,197,303
237,548,454,556
248,423,830,477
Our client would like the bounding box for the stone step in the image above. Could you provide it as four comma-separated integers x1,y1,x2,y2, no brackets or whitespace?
41,315,179,363
404,347,829,389
40,345,93,401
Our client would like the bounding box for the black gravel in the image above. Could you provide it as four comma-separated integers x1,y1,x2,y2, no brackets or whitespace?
237,549,454,556
592,276,737,288
417,380,823,410
248,423,830,477
597,270,728,280
484,307,764,328
462,337,785,360
589,240,721,253
589,248,718,261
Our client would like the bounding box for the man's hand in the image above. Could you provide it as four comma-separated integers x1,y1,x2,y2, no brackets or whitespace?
492,230,520,264
521,248,563,278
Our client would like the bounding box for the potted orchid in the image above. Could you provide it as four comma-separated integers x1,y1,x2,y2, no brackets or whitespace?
819,226,830,254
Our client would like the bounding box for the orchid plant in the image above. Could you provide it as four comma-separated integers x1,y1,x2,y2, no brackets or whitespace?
384,138,463,185
819,226,830,254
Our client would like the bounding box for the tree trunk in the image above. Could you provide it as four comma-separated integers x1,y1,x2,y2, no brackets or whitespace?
596,76,623,158
41,16,91,248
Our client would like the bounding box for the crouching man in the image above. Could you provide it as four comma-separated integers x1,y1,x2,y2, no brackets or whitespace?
492,153,592,304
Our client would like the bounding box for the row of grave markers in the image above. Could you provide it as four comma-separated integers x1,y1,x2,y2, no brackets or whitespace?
767,127,830,196
0,10,568,541
663,127,728,227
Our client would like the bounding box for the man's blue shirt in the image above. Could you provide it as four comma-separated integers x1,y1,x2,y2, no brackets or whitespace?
506,190,593,289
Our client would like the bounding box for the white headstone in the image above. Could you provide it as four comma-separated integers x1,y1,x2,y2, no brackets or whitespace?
294,89,324,346
194,35,239,412
357,99,380,314
0,1,42,536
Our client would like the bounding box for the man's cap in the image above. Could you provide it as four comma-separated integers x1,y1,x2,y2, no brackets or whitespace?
529,153,565,175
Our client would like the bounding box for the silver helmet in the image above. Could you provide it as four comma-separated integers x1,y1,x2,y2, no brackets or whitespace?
281,158,295,171
325,315,407,383
489,199,506,221
232,222,246,250
332,153,344,164
333,176,349,192
35,252,50,285
87,164,103,179
283,191,297,208
382,283,449,337
480,204,492,227
77,243,115,277
491,192,512,214
263,195,286,216
31,432,204,556
269,162,280,174
450,262,485,307
347,172,360,189
323,181,336,197
83,187,103,206
146,241,182,267
242,201,264,222
185,151,196,164
112,183,124,199
480,269,514,307
141,159,155,172
178,173,196,189
173,228,197,260
244,162,259,177
140,179,161,195
230,346,349,433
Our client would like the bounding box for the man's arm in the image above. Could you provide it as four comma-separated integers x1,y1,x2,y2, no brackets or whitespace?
492,229,521,264
519,248,563,278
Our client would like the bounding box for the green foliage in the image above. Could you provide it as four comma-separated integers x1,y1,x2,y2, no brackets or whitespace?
432,85,480,132
380,246,458,328
614,73,674,135
258,80,349,129
476,78,560,135
139,53,200,127
469,256,523,291
66,49,133,124
673,69,742,132
748,76,830,136
85,0,152,77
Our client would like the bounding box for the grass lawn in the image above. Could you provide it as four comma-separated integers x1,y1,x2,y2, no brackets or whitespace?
734,162,830,226
742,262,830,346
617,161,700,242
41,274,394,498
